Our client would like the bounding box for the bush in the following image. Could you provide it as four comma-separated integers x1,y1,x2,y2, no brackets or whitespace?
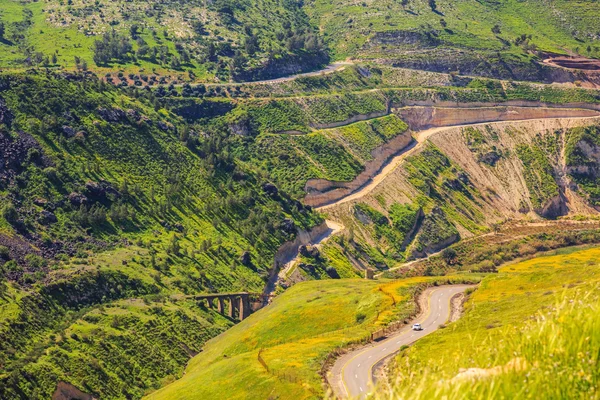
25,254,48,269
2,203,19,225
0,246,9,260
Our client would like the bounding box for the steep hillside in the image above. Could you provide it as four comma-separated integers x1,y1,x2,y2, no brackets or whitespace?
0,71,321,399
305,0,600,81
324,117,600,270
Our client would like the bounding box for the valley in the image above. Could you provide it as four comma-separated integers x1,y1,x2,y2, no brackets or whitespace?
1,0,600,399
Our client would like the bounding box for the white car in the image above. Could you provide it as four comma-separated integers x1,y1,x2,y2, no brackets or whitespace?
412,323,423,331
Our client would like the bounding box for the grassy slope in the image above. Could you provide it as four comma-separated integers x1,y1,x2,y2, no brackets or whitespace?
232,114,408,198
305,0,600,60
0,72,322,399
146,274,482,400
0,0,324,80
382,246,600,399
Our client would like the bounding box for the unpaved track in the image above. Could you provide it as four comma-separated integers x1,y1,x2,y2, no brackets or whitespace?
317,115,600,212
330,285,474,399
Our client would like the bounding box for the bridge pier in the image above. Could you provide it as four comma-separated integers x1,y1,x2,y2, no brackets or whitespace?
190,292,271,321
228,296,238,319
239,294,250,320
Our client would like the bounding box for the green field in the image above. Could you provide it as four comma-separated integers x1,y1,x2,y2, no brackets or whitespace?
380,245,600,399
145,274,482,400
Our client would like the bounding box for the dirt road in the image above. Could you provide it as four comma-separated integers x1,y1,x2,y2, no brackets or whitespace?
330,285,474,399
317,115,600,211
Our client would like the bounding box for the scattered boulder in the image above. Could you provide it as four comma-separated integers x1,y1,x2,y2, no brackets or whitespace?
325,266,340,279
262,182,279,198
62,125,76,138
126,109,141,121
354,207,373,225
280,218,297,235
39,210,58,225
239,251,252,266
157,121,174,131
479,151,501,166
68,192,88,206
299,244,320,259
97,107,127,122
84,180,121,201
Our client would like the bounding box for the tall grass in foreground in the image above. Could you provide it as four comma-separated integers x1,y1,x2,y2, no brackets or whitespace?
377,288,600,399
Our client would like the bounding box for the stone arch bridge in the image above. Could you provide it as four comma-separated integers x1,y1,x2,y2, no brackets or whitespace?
190,292,271,321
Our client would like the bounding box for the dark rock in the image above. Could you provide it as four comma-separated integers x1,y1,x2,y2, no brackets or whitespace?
0,130,52,186
126,109,141,121
280,218,297,235
325,266,340,279
262,182,279,197
479,151,501,166
39,210,58,225
62,125,76,137
157,121,173,131
536,194,568,219
173,223,185,232
97,107,127,122
298,263,315,272
0,97,14,128
239,251,252,266
299,244,320,259
68,192,88,206
84,180,121,201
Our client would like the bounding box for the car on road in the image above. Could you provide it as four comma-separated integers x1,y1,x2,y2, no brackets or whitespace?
412,323,423,331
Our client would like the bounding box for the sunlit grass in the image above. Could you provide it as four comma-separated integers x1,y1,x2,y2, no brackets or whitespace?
378,246,600,399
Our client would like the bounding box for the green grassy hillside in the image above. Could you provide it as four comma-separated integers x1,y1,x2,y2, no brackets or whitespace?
145,274,482,400
0,71,322,399
381,245,600,399
0,0,327,82
231,114,408,197
306,0,600,72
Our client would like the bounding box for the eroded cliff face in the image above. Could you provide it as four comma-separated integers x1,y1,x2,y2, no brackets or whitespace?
324,117,600,269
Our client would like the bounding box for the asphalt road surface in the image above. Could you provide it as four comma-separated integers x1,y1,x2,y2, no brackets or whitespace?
339,285,473,399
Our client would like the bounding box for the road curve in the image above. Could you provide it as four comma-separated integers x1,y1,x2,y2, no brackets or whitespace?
333,285,474,399
317,116,600,211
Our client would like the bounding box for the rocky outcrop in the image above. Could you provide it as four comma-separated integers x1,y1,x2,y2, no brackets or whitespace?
264,221,333,295
536,194,568,219
52,381,96,400
304,129,413,207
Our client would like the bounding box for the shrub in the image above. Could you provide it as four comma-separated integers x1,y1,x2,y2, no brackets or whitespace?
0,246,9,260
2,203,19,225
25,254,48,269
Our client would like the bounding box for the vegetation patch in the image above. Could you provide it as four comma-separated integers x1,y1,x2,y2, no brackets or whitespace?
383,246,600,399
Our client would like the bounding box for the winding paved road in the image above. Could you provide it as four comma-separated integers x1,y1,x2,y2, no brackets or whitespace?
334,285,473,399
